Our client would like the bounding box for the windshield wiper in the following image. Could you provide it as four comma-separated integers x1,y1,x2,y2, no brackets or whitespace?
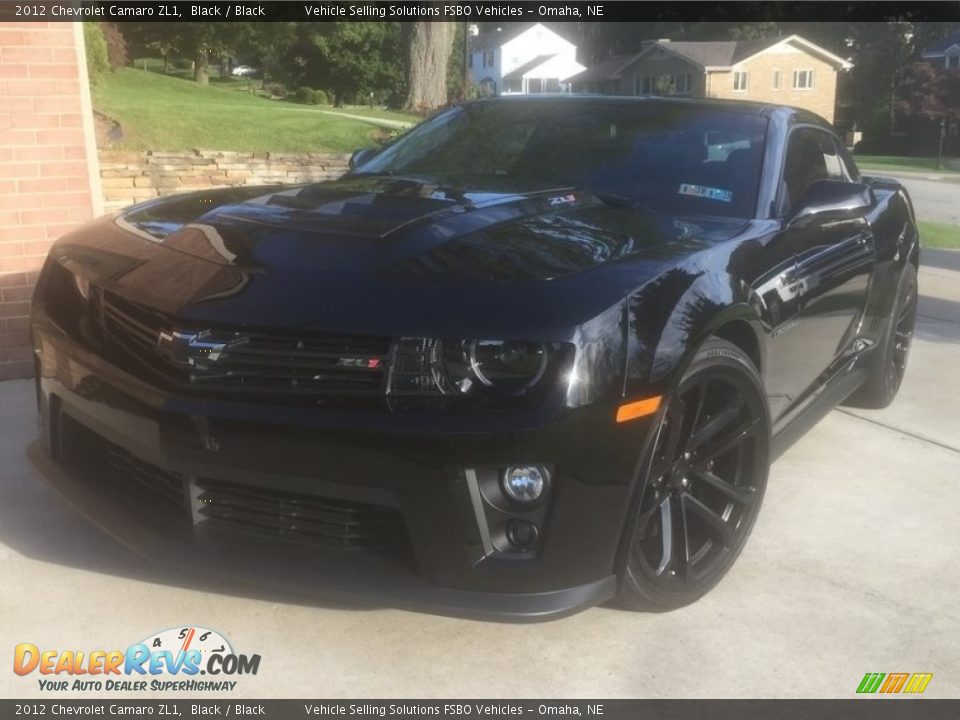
592,191,640,209
351,170,438,184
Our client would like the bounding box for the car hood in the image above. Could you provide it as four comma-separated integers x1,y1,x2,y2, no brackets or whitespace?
55,177,747,339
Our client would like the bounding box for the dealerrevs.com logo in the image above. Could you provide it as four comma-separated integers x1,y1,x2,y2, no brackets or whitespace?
14,626,261,692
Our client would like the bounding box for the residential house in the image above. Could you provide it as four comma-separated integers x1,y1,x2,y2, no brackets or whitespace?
921,29,960,70
469,23,585,96
570,35,853,123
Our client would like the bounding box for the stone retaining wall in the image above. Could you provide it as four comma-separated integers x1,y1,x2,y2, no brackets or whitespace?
99,150,351,213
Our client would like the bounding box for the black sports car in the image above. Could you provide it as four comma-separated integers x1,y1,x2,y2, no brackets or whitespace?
30,97,918,620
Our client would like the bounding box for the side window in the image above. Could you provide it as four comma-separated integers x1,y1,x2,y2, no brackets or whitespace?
782,128,843,213
835,139,861,182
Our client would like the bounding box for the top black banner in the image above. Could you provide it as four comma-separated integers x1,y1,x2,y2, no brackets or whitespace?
1,1,959,24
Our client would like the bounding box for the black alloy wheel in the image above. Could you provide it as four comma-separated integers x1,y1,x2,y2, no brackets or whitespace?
845,263,918,409
617,338,770,611
887,269,918,397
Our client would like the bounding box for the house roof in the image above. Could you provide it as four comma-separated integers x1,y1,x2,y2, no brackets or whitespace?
471,25,528,52
502,54,558,81
571,33,852,83
921,30,960,57
470,23,576,53
649,35,852,71
566,54,638,84
652,37,782,68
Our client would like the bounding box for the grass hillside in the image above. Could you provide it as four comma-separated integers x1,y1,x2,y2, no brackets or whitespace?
93,68,415,153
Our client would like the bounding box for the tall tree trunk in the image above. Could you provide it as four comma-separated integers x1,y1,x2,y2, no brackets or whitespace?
194,50,209,85
404,21,456,113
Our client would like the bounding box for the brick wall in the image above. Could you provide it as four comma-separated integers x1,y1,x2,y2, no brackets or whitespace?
99,150,350,213
0,21,101,380
707,52,840,124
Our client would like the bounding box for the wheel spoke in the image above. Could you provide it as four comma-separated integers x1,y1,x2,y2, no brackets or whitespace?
687,380,709,444
695,416,760,464
690,468,757,506
683,493,734,549
655,495,673,576
688,396,744,452
636,492,665,535
659,399,687,466
669,492,690,578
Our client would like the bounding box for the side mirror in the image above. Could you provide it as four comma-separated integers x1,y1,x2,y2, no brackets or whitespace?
349,147,376,170
788,179,874,228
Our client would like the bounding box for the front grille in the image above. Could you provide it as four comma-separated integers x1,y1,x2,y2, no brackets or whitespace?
59,414,414,558
101,291,391,404
194,478,409,551
59,413,190,525
103,441,186,512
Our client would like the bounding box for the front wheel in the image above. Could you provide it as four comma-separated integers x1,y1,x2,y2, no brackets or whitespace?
616,338,771,611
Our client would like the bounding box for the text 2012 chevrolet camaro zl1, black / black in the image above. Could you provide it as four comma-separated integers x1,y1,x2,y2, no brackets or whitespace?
30,97,918,620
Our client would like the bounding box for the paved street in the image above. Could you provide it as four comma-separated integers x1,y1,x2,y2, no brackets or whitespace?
1,248,958,699
864,170,960,226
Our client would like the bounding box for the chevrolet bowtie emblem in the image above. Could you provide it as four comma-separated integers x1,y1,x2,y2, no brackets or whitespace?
156,329,245,366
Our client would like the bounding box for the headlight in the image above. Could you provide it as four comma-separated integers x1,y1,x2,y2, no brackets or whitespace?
389,337,563,399
470,340,547,389
502,465,549,505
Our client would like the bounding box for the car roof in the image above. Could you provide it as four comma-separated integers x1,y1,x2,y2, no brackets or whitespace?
469,94,833,131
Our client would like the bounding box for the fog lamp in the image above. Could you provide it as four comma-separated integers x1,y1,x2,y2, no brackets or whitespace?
506,519,540,551
502,465,548,505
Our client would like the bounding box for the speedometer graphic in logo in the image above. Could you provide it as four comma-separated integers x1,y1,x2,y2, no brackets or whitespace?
139,626,233,662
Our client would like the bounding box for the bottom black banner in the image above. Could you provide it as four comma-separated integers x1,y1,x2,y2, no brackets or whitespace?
1,700,958,720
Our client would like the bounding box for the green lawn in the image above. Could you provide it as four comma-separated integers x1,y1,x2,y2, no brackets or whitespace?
854,155,960,175
918,220,960,249
94,68,406,152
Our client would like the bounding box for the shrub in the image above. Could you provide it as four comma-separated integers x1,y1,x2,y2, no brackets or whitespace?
313,89,329,106
294,86,317,104
262,82,287,99
100,23,128,69
83,23,109,87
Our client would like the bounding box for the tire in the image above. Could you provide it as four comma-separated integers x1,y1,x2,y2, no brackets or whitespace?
616,338,771,612
845,263,918,410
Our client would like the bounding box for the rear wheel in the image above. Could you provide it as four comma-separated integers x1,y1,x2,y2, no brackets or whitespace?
617,338,770,611
845,264,918,409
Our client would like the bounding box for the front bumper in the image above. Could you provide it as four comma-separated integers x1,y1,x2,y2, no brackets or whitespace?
30,314,655,621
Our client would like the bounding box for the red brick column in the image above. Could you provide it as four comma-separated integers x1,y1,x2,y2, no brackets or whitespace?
0,21,102,380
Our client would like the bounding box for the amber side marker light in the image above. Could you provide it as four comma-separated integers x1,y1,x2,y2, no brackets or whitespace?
616,395,663,423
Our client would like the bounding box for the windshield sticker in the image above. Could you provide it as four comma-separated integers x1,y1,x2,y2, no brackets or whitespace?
679,184,733,203
548,194,577,206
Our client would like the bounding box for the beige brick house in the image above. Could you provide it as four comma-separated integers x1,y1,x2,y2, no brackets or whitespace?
570,35,853,124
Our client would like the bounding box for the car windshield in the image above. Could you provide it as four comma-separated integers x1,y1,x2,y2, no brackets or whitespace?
356,100,768,219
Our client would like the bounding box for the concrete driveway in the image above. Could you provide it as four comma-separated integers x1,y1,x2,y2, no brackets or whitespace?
1,255,958,700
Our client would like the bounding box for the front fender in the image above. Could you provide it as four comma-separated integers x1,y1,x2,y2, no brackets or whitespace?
623,268,766,398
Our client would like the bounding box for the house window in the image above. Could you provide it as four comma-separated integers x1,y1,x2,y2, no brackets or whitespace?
947,55,960,69
793,69,814,89
483,50,494,68
674,73,692,94
638,76,653,95
733,71,748,92
772,69,781,90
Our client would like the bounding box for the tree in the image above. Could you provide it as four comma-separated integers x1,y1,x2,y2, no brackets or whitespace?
404,22,456,112
727,22,781,40
83,23,109,87
275,23,403,106
898,61,960,165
